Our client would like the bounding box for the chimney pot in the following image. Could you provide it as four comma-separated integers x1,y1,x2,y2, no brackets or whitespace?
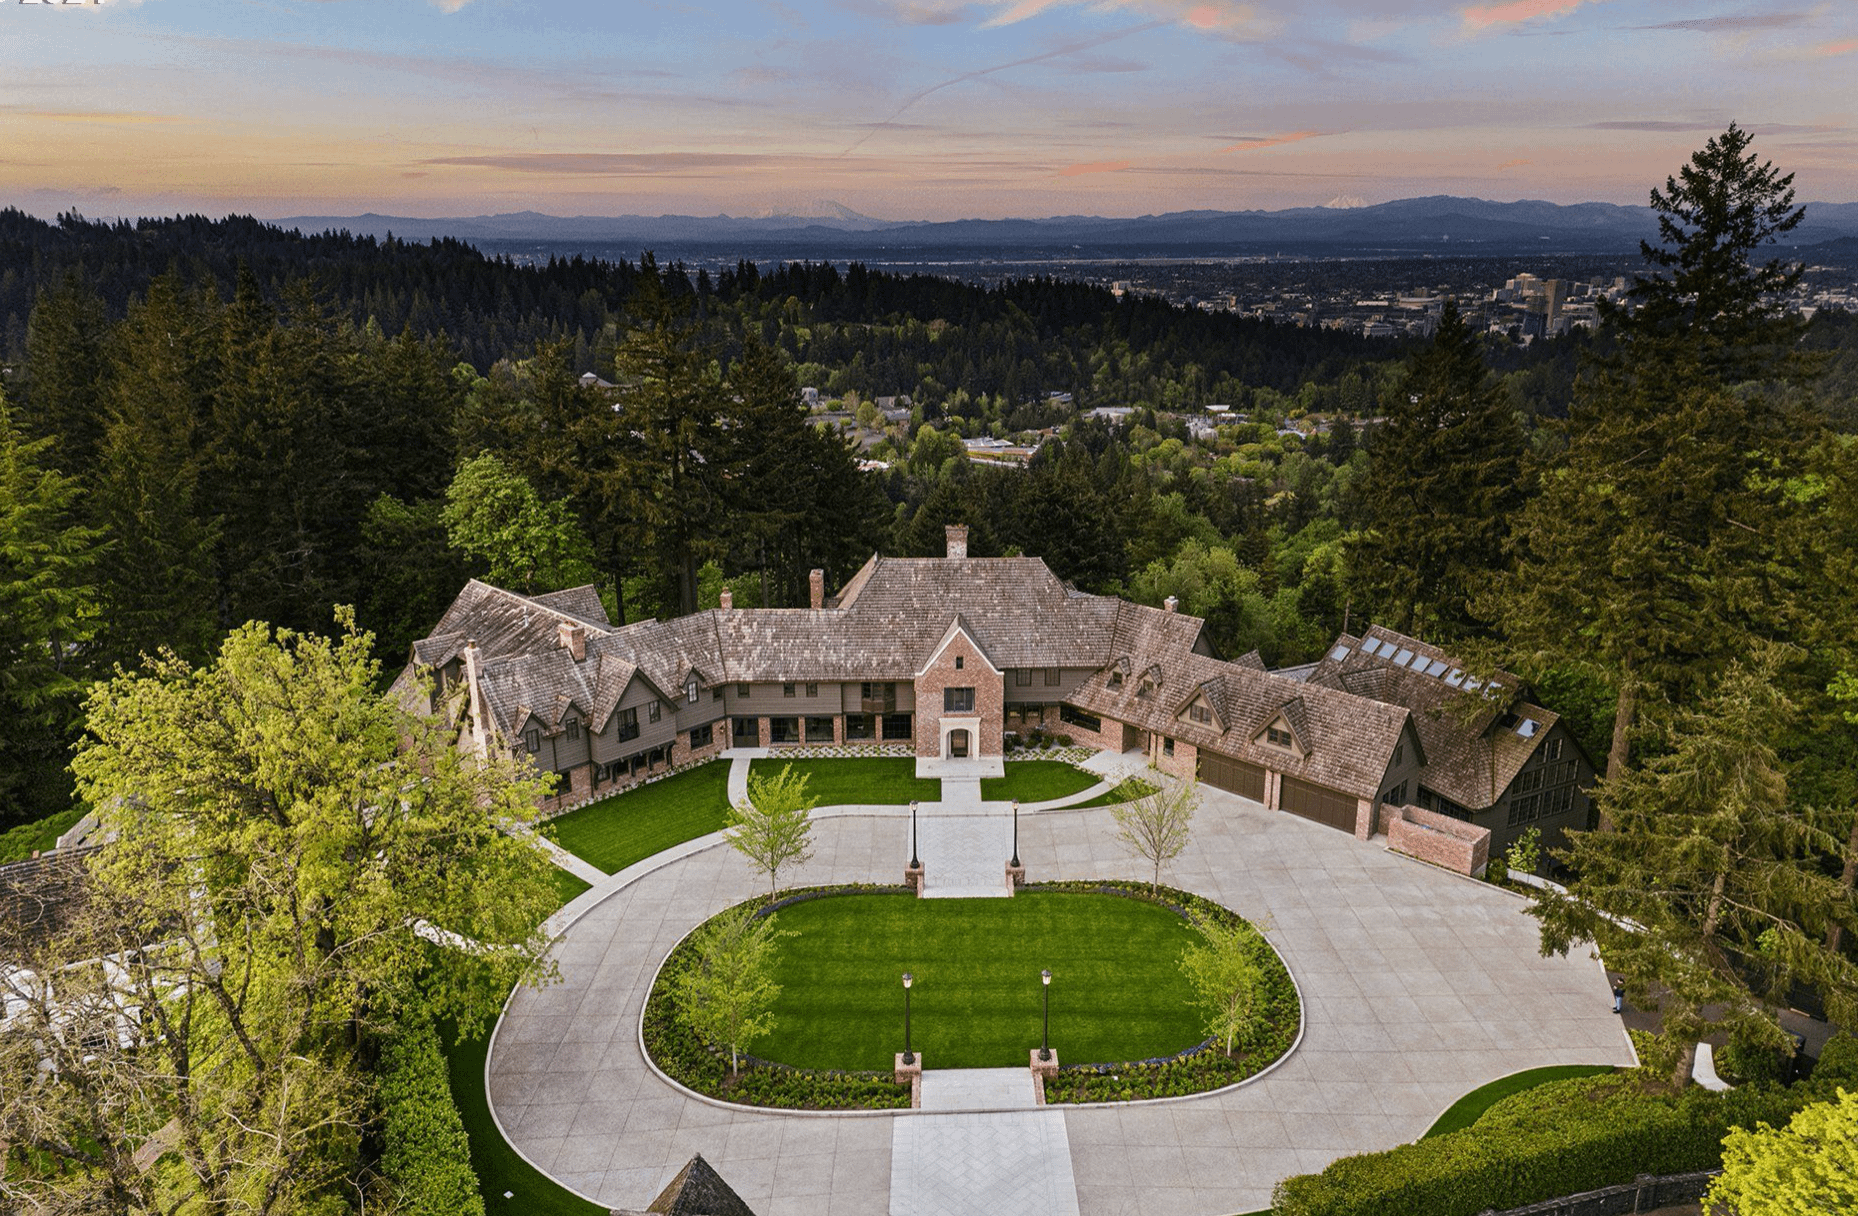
720,587,733,611
809,569,826,610
945,524,969,560
557,620,587,662
1164,596,1179,613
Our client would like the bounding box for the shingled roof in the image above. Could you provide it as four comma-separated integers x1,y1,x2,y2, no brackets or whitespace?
0,849,95,953
638,1153,758,1216
1306,627,1558,811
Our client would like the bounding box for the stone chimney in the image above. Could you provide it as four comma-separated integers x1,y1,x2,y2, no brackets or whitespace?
809,569,825,610
720,586,733,611
557,620,586,662
1164,596,1179,613
946,524,968,560
461,640,490,759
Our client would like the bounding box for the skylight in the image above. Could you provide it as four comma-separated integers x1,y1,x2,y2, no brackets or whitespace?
1330,645,1351,662
1361,638,1383,656
1445,669,1466,687
1392,649,1414,667
1424,659,1448,677
1515,718,1539,738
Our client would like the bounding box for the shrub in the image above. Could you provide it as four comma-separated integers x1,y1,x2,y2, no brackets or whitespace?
1816,1032,1858,1084
377,1021,485,1216
1719,1017,1792,1086
1271,1071,1825,1216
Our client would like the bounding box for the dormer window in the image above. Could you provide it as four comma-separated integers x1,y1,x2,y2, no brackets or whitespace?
1189,703,1210,724
523,728,540,753
686,678,699,703
1108,671,1124,690
565,719,581,742
1265,725,1294,749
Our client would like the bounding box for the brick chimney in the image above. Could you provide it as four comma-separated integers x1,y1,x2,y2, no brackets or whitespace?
946,524,968,560
461,640,490,759
557,620,586,661
720,586,733,611
1164,596,1179,613
809,569,825,610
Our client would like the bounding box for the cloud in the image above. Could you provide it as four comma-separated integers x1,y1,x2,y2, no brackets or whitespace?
1217,129,1327,152
835,0,973,24
430,0,474,11
1625,12,1811,33
0,107,183,125
734,66,796,85
1460,0,1600,32
976,0,1271,38
1809,37,1857,56
421,152,910,178
1058,159,1131,176
1585,120,1832,133
1496,158,1530,170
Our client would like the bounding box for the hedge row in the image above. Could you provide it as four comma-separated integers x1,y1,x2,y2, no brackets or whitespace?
377,1021,485,1216
1271,1070,1833,1216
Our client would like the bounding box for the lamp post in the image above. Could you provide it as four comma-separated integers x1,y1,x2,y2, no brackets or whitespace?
902,972,915,1066
1039,969,1052,1062
1011,799,1021,869
910,800,920,871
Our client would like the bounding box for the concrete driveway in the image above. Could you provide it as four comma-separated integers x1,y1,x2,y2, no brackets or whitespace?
487,785,1634,1216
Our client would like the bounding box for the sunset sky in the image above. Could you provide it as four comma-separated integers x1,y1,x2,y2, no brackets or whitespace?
3,0,1854,221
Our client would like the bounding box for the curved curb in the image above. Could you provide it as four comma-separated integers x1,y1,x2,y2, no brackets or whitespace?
628,884,1308,1119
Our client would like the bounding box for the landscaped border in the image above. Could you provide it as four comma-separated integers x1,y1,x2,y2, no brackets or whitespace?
636,880,1305,1112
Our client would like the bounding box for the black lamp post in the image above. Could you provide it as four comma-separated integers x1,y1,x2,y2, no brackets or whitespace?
1011,799,1021,869
1039,969,1052,1062
910,800,920,871
902,972,915,1066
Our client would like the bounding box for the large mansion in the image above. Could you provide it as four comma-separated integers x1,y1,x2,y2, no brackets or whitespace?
396,526,1595,860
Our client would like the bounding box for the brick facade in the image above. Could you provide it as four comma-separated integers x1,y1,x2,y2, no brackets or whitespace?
913,627,1004,758
1385,804,1491,876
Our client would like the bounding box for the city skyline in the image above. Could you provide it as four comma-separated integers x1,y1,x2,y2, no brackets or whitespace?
3,0,1855,222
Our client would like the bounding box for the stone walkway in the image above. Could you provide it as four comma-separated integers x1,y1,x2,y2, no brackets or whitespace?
891,1110,1081,1216
920,1069,1042,1112
500,781,1635,1216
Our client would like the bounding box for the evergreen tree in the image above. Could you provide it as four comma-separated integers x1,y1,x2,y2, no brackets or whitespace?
1492,127,1812,778
1345,300,1525,640
20,272,110,472
92,274,219,666
0,385,102,826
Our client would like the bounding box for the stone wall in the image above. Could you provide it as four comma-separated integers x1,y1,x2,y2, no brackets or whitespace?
1385,804,1491,877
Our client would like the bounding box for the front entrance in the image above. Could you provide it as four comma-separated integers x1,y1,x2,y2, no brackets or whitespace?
1122,722,1143,752
732,716,759,746
948,729,970,759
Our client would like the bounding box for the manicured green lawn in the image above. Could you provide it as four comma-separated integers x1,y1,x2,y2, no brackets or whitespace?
749,756,939,806
981,760,1100,803
755,892,1206,1071
0,806,87,865
547,867,592,906
1072,777,1158,808
443,1024,604,1216
547,761,731,875
1422,1064,1618,1138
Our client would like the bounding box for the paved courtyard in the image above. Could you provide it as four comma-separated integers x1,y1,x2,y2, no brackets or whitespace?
488,779,1634,1216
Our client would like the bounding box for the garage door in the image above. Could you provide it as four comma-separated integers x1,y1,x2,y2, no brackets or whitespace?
1280,775,1359,833
1198,750,1266,802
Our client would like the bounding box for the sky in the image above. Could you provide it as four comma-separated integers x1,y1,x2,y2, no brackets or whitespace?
2,0,1854,222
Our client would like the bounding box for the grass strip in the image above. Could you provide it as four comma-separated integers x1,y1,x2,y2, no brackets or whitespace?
748,756,939,806
548,761,731,875
981,760,1101,803
1421,1064,1618,1138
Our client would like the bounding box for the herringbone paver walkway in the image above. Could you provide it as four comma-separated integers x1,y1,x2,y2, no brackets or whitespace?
890,1111,1080,1216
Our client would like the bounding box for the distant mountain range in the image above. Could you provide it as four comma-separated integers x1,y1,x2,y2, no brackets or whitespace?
277,196,1858,259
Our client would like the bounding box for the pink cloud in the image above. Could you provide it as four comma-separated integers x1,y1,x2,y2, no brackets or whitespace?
1058,159,1132,176
1496,157,1530,170
1217,130,1326,153
1811,37,1857,56
1461,0,1597,32
980,0,1268,36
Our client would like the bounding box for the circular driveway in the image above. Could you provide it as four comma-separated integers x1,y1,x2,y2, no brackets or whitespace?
488,789,1633,1216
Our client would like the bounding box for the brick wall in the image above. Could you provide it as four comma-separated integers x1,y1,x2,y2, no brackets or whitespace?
1154,737,1197,782
1386,804,1491,876
1056,707,1120,753
913,630,1004,758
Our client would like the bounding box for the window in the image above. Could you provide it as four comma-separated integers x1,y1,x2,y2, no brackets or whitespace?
844,714,875,741
737,683,750,698
1189,702,1210,724
617,707,639,743
861,682,897,712
1393,743,1404,768
713,687,723,701
1546,738,1564,761
881,712,913,741
648,701,661,723
769,716,799,744
954,655,964,670
1044,667,1061,686
783,682,796,698
1107,671,1124,690
805,683,818,698
805,716,835,742
1016,668,1033,687
690,723,714,750
944,687,975,713
1060,704,1102,733
565,719,580,741
524,728,540,753
1162,737,1175,757
1385,781,1407,806
686,678,699,704
1265,725,1294,749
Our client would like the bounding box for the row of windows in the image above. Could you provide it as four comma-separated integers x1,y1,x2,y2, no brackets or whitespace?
1059,703,1102,733
1012,668,1066,687
1508,783,1577,826
1416,786,1475,822
1512,760,1577,797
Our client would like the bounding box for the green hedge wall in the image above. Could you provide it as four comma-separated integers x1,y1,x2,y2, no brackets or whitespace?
378,1021,487,1216
1271,1072,1825,1216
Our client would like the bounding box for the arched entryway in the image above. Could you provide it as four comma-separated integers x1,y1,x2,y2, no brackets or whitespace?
947,729,970,759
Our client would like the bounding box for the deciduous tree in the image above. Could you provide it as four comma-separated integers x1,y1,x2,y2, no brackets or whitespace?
1178,907,1270,1055
1111,772,1198,895
1707,1088,1858,1216
672,904,790,1075
727,763,818,905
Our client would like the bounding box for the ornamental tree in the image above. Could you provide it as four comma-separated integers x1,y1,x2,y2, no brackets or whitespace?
1111,772,1198,895
728,762,818,905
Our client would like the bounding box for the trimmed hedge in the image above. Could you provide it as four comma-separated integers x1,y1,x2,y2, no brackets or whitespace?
1271,1071,1831,1216
378,1021,486,1216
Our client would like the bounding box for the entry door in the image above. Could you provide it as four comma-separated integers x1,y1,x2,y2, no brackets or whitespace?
1122,722,1142,752
949,729,970,758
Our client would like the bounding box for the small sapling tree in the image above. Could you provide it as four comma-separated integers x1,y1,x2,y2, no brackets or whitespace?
727,762,818,905
1110,771,1198,895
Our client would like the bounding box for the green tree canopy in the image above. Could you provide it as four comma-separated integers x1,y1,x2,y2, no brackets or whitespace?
442,452,600,595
